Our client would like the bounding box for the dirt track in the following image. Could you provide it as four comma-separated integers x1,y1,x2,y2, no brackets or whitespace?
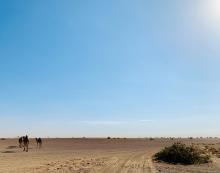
97,151,156,173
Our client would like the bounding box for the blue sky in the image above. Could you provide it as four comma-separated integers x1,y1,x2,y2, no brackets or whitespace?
1,0,220,137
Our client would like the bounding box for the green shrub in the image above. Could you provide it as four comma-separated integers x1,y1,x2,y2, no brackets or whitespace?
154,143,210,165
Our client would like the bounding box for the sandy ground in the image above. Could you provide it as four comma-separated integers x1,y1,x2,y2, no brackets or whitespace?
0,138,220,173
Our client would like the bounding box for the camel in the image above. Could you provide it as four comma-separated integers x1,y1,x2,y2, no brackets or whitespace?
36,138,42,148
18,137,23,148
22,135,29,152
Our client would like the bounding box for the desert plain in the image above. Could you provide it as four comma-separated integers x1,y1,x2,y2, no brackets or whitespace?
0,138,220,173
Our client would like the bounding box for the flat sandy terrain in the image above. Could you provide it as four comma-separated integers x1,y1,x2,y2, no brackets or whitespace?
0,138,220,173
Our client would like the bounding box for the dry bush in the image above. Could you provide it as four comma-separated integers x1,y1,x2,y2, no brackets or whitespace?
154,143,210,165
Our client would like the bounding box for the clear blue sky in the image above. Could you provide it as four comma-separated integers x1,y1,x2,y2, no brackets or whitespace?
1,0,220,137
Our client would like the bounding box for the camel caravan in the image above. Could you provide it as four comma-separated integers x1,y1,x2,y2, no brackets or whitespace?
18,135,42,152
